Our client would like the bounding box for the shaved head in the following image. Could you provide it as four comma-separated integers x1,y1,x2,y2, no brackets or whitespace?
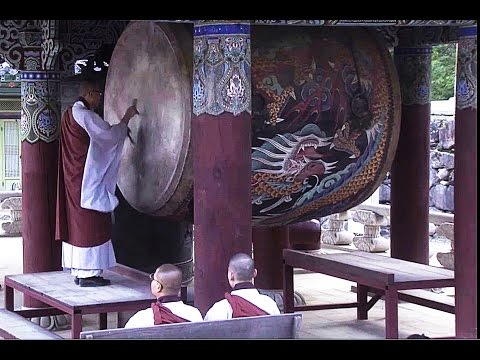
155,263,183,294
79,79,101,97
228,253,255,282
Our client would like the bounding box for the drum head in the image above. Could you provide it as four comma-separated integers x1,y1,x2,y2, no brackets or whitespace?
104,21,193,216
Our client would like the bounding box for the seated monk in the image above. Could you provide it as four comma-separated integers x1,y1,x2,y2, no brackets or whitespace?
204,253,281,321
124,263,203,328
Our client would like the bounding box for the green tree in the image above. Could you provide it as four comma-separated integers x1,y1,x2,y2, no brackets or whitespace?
431,43,457,101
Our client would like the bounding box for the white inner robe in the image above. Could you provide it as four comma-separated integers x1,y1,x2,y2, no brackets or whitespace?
62,240,117,275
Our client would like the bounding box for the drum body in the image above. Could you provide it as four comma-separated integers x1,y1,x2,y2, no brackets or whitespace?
104,21,193,220
250,26,400,226
105,22,400,226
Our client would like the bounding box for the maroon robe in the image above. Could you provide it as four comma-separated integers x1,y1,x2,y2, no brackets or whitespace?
55,106,111,247
151,297,190,325
224,292,269,318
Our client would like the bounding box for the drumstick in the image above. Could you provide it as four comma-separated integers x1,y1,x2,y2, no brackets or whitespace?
127,99,138,144
127,128,135,145
128,99,138,144
132,98,138,114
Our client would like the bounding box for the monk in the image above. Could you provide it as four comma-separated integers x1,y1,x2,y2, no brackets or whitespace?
124,263,203,327
56,78,139,287
204,253,281,320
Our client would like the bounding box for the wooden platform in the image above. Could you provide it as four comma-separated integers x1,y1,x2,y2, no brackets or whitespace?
3,269,156,339
283,249,455,339
0,309,63,339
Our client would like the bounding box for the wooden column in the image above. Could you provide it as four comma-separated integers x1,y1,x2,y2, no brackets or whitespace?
252,226,289,289
454,25,477,339
192,21,252,315
20,25,62,307
252,220,320,290
391,41,431,264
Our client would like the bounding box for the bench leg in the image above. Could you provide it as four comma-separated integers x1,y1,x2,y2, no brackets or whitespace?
71,313,82,339
99,313,108,329
385,288,399,339
181,286,188,303
5,285,14,311
283,263,294,313
357,284,368,320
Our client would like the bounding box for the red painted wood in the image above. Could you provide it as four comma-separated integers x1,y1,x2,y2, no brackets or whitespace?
5,284,14,311
252,226,289,289
454,107,477,339
282,262,294,313
72,314,82,339
289,220,321,251
21,141,62,308
390,104,430,264
99,313,107,329
192,112,252,315
385,289,399,339
357,284,368,320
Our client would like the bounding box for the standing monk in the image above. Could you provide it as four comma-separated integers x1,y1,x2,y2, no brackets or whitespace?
56,78,139,287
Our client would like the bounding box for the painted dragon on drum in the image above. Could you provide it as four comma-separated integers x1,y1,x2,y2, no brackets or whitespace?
250,26,400,226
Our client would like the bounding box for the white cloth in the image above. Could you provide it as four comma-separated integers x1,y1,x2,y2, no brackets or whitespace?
71,269,103,278
71,101,128,213
62,239,117,273
124,301,203,328
203,288,281,321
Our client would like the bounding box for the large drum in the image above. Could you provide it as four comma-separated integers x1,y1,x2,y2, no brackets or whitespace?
250,26,400,226
105,22,400,227
104,21,193,220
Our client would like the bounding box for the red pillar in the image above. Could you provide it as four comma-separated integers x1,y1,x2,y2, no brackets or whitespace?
252,226,289,289
22,141,61,276
192,22,252,315
20,51,62,306
391,45,431,264
252,220,320,290
454,25,477,339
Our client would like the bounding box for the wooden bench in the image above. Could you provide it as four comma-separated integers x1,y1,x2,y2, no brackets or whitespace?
0,309,63,339
79,313,302,339
398,289,455,314
350,286,455,314
283,249,455,339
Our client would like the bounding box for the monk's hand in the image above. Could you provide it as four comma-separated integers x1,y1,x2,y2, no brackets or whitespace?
121,103,139,124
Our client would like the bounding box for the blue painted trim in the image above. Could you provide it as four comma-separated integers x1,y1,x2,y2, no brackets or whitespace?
394,47,433,55
458,26,477,37
21,72,60,80
194,23,250,37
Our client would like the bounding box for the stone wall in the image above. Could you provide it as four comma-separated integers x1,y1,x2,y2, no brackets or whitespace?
379,98,455,213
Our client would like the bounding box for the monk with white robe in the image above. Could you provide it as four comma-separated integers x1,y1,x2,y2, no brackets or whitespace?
204,253,281,320
124,264,203,327
55,79,139,287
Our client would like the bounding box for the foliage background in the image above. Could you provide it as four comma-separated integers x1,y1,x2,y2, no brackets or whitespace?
431,43,457,101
